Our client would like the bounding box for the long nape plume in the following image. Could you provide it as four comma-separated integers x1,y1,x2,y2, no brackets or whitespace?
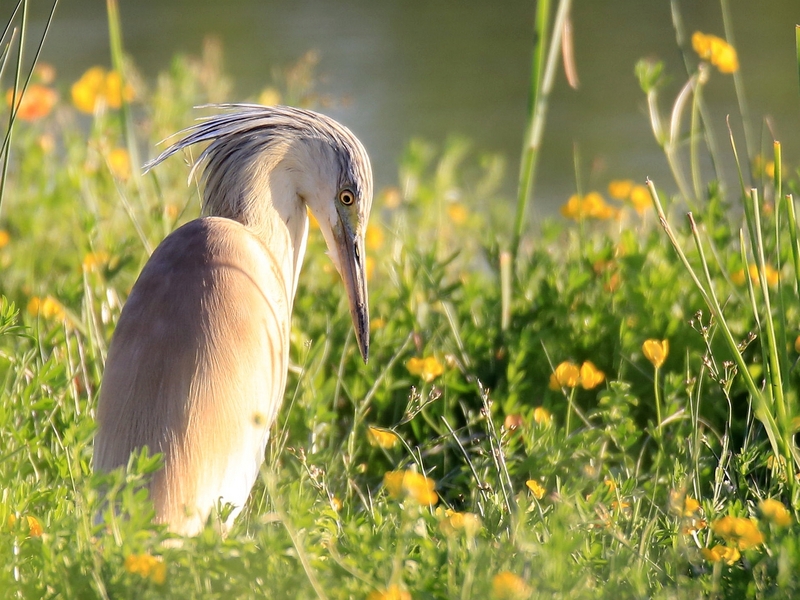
144,104,372,205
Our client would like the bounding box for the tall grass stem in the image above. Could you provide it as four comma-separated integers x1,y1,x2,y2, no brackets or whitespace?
511,0,572,263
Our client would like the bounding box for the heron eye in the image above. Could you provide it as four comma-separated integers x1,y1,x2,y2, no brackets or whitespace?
339,189,355,206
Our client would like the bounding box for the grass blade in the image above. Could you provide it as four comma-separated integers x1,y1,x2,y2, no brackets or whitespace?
511,0,572,261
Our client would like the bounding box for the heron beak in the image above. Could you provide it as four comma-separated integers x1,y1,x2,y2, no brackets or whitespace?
335,226,370,363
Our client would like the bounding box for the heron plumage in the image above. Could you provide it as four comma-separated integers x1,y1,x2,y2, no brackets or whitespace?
94,105,373,534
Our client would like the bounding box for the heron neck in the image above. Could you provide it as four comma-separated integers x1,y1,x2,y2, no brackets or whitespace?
204,163,309,305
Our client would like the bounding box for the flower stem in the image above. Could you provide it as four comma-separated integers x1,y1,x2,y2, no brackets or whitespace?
565,387,577,437
654,366,663,436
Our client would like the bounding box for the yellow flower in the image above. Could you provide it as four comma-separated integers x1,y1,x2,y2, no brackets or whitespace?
583,192,616,219
124,553,166,584
447,202,469,225
108,147,132,181
367,585,411,600
366,224,384,250
365,255,376,281
760,498,792,527
383,470,438,505
34,62,56,85
103,71,130,108
561,192,618,221
732,264,779,287
257,87,281,106
381,187,402,209
164,203,179,221
763,265,780,287
682,518,707,535
692,32,739,74
27,296,65,321
71,66,105,112
611,500,631,516
579,361,605,389
0,230,9,248
754,155,776,180
71,66,134,114
503,413,524,431
701,544,740,565
331,496,343,512
795,335,800,354
581,193,604,216
438,509,482,537
532,406,552,426
8,514,43,537
6,84,57,121
669,491,707,534
683,496,701,516
26,515,43,537
607,179,634,200
549,361,580,390
525,480,546,500
367,426,399,449
82,251,110,272
669,491,701,516
406,356,444,383
628,185,652,214
711,516,764,550
642,339,669,368
370,317,386,331
491,571,531,600
560,194,583,219
38,134,55,153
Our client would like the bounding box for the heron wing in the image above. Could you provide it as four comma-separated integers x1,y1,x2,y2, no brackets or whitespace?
94,216,291,534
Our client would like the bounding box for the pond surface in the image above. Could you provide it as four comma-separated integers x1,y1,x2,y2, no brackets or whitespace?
24,0,800,217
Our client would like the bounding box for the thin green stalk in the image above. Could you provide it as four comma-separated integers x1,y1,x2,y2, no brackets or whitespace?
786,194,800,298
688,210,787,465
748,188,788,435
669,0,725,187
796,25,800,95
772,143,790,399
653,366,663,435
720,0,754,170
666,74,700,207
513,0,549,257
689,68,704,201
565,386,577,437
265,474,330,600
442,416,489,516
511,0,572,261
0,0,59,217
0,2,25,220
500,251,511,331
647,181,713,307
647,181,792,471
106,0,142,191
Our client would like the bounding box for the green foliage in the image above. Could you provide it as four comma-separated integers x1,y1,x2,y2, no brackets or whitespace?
2,4,800,600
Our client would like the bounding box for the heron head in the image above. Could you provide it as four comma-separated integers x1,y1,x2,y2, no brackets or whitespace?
294,124,373,364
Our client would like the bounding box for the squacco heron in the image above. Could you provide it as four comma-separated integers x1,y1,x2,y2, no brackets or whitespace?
93,104,372,535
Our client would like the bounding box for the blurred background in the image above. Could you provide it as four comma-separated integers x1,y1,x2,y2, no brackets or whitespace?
26,0,800,216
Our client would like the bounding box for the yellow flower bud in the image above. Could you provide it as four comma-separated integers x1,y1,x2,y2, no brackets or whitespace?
642,339,669,368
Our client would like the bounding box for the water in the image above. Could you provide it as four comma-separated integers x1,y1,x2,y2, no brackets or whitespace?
23,0,800,216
